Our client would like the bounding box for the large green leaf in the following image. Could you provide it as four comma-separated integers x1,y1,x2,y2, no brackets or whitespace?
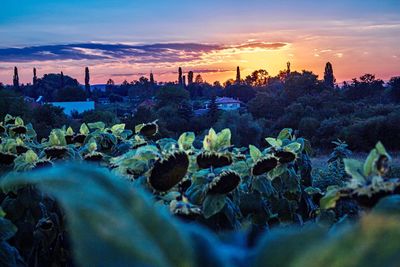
202,194,226,219
1,164,194,267
320,186,340,210
178,132,195,151
249,145,262,162
215,129,231,151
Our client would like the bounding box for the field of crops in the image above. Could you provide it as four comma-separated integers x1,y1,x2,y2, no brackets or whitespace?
1,114,400,267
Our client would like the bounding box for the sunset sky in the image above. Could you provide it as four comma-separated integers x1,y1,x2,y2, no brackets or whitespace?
0,0,399,85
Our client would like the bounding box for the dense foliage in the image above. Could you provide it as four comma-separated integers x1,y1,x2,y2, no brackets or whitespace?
2,67,400,152
0,114,400,266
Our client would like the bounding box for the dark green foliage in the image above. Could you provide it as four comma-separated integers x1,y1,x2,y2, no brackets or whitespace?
55,86,86,102
156,85,190,108
208,95,219,124
388,76,400,102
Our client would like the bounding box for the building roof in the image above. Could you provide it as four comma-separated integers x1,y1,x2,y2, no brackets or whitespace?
49,101,95,115
215,97,242,104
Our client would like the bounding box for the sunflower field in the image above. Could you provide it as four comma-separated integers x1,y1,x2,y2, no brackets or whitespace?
1,114,400,267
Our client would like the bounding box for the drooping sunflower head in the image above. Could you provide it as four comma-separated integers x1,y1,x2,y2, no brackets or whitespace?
252,157,278,176
196,151,232,169
84,152,104,162
207,170,241,195
10,125,27,135
148,151,189,192
0,152,16,165
139,122,158,138
44,146,68,159
274,150,296,164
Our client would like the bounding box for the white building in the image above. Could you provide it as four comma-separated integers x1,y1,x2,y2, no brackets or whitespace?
49,101,95,116
205,97,242,111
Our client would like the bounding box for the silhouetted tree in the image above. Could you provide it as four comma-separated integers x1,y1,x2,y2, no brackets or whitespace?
33,68,38,86
183,75,186,88
106,79,115,90
60,71,65,89
224,79,235,87
150,72,154,85
284,70,321,101
188,71,194,85
208,95,219,123
85,67,91,97
245,69,268,86
178,67,183,85
56,86,86,102
389,76,400,102
236,66,241,84
345,74,384,100
195,74,203,84
287,62,291,75
13,67,19,89
324,62,335,88
156,85,190,108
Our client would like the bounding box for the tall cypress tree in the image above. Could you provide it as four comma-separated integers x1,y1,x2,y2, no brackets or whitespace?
188,71,194,85
178,67,183,85
208,95,219,124
60,71,64,89
324,62,335,88
33,68,38,85
287,61,291,75
150,71,154,85
236,66,241,84
85,67,91,97
13,67,19,89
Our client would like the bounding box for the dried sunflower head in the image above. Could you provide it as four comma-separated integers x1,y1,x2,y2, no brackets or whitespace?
207,170,241,195
274,150,296,164
148,151,189,192
0,152,16,165
252,157,278,176
196,151,232,169
139,122,158,138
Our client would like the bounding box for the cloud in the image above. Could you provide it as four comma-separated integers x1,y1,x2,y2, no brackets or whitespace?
234,42,287,50
0,41,288,64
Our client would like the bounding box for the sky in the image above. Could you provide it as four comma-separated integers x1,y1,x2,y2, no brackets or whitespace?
0,0,399,84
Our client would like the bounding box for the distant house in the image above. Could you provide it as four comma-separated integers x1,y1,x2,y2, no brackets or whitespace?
48,101,95,116
138,99,156,109
193,97,243,116
205,97,242,111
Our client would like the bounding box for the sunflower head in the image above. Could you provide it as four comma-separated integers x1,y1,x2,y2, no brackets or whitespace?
84,152,104,162
148,151,189,192
11,125,27,135
138,122,158,138
207,170,241,194
274,150,296,164
252,157,278,176
0,152,16,165
196,151,232,169
44,146,68,159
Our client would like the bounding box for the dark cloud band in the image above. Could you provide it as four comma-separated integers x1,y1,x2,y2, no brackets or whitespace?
0,42,287,63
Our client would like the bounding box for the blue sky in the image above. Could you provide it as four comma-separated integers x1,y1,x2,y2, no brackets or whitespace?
0,0,399,83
